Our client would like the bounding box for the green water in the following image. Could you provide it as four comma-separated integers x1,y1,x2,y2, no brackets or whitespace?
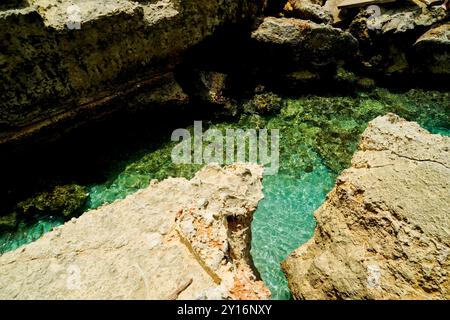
1,88,449,299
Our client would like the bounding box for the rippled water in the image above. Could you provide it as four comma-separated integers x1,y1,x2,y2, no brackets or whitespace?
1,88,449,299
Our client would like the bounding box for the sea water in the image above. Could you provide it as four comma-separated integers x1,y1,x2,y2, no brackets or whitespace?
1,88,449,299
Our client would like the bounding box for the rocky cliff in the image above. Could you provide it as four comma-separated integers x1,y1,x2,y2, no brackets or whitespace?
0,0,265,145
282,113,450,299
0,163,270,300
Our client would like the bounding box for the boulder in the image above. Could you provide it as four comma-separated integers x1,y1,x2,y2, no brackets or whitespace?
282,114,450,299
0,163,270,299
414,23,450,74
283,0,333,24
251,17,358,68
348,6,449,76
350,6,448,37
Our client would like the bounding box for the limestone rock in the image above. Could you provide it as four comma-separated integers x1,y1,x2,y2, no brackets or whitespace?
251,17,358,67
347,6,449,76
0,163,270,300
0,0,266,144
283,0,333,24
414,23,450,74
350,6,448,37
282,114,450,299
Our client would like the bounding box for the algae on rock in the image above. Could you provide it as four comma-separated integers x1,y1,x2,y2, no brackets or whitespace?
16,184,88,218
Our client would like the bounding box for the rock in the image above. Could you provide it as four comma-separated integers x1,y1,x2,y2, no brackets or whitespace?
350,6,448,37
16,184,88,218
323,0,342,24
348,6,449,76
0,163,270,300
197,72,230,105
283,0,333,24
243,92,284,115
378,7,448,35
333,66,357,85
414,23,450,74
356,77,376,90
0,0,266,145
251,17,358,68
282,113,450,299
0,212,17,231
185,71,238,115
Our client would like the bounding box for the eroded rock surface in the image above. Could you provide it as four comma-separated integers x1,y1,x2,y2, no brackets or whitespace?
251,17,358,67
415,23,450,75
0,163,270,300
348,5,449,75
283,0,332,24
0,0,265,144
282,114,450,299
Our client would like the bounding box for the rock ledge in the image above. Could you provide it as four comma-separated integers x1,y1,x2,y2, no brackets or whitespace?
0,163,270,300
282,113,450,300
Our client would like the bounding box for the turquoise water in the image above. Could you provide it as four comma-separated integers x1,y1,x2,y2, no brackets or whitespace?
0,88,449,299
251,164,336,299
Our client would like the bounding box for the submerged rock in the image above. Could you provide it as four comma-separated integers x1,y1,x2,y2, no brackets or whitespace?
0,163,270,300
0,212,17,231
15,184,88,218
282,114,450,299
243,92,284,115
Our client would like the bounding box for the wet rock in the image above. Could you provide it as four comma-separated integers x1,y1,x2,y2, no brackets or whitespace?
283,0,333,24
287,69,321,82
251,17,358,69
0,212,17,231
243,92,284,115
333,66,357,85
16,184,88,218
283,114,450,299
356,77,376,90
0,163,270,300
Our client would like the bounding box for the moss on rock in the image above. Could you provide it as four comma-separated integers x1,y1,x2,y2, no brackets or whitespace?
244,92,284,115
16,184,88,218
0,212,17,231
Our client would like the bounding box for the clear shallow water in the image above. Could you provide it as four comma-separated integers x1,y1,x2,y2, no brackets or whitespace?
1,88,449,299
251,164,336,299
